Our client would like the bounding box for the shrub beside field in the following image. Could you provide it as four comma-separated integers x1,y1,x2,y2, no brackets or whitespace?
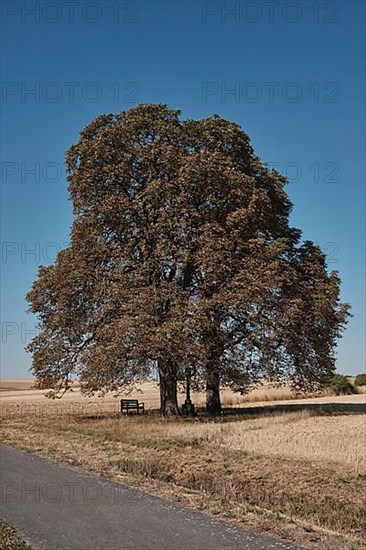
322,374,357,396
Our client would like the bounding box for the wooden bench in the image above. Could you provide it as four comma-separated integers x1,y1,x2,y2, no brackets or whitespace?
120,399,145,415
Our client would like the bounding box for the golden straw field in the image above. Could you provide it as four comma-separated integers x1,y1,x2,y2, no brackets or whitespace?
1,379,365,550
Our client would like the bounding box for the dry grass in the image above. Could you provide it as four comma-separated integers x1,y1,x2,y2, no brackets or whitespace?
0,379,298,405
0,380,364,547
1,378,364,409
156,410,366,472
349,378,366,394
1,380,366,550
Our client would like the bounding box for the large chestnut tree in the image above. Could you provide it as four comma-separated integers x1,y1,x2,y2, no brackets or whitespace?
27,104,350,415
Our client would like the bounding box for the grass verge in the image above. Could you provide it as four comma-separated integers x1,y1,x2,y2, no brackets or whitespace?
0,520,32,550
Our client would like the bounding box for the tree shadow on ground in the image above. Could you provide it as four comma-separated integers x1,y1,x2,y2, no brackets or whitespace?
222,401,366,417
77,401,366,421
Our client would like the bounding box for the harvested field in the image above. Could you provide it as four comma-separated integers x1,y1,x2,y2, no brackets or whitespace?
1,379,365,549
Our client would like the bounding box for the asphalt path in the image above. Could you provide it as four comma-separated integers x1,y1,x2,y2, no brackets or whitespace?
0,444,301,550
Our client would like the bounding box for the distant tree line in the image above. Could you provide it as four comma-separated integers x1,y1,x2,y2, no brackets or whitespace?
27,105,350,415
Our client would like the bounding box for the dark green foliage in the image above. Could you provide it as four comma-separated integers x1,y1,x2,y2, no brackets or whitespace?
323,374,356,396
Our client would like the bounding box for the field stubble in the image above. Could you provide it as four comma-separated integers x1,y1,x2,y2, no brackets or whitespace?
0,380,365,550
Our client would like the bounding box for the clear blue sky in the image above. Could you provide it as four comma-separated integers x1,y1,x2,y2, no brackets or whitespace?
1,1,365,378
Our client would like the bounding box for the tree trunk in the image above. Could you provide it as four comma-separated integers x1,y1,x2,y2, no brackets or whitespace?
158,364,180,416
206,369,221,415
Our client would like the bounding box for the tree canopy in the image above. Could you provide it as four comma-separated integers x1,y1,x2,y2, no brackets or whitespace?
26,104,350,414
